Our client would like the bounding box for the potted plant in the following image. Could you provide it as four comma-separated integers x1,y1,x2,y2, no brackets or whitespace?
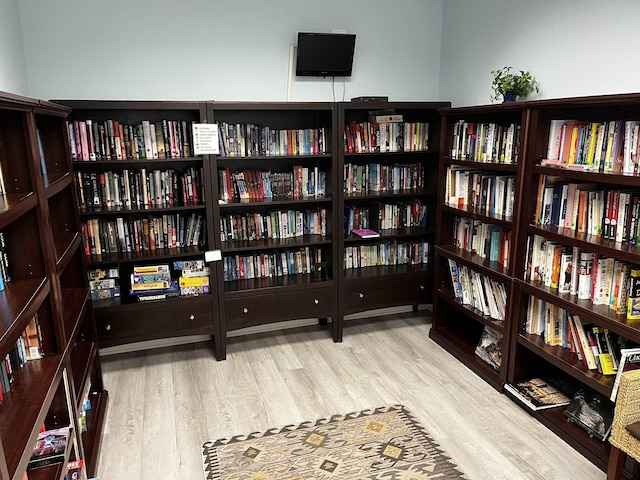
490,67,539,102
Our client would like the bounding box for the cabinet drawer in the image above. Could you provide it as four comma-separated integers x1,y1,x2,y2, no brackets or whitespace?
95,298,215,346
225,287,334,330
344,275,430,314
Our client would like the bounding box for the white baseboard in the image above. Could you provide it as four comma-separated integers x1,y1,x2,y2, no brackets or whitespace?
98,304,433,356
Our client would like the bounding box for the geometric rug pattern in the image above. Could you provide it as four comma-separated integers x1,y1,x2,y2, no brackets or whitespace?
202,404,468,479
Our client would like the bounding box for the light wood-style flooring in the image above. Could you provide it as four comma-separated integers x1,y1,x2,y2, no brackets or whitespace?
95,311,605,480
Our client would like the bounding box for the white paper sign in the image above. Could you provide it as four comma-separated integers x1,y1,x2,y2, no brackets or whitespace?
192,123,219,155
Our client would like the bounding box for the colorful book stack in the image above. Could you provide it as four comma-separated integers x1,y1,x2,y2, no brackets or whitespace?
129,264,178,302
88,266,120,301
175,259,210,296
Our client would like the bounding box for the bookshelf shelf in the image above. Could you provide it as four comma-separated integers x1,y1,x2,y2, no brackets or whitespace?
436,288,506,333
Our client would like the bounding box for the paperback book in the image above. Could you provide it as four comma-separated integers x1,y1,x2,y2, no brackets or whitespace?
352,228,380,238
610,347,640,402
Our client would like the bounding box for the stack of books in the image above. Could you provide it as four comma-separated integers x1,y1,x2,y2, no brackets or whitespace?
129,264,178,302
88,266,120,301
175,260,210,296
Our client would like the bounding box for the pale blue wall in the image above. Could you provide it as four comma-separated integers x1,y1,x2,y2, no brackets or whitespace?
440,0,640,106
6,0,640,105
16,0,444,102
0,0,29,96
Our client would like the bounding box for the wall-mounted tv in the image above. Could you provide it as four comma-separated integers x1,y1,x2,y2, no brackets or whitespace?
296,32,356,77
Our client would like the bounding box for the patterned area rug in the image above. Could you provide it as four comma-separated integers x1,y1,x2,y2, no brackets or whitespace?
202,405,468,479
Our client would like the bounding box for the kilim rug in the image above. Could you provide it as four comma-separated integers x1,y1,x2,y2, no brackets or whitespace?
202,404,468,479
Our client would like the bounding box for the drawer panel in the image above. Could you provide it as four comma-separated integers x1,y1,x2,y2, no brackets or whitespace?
225,287,334,330
344,275,430,314
95,298,215,345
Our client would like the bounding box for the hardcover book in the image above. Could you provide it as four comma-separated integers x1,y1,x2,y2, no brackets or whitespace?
504,377,572,411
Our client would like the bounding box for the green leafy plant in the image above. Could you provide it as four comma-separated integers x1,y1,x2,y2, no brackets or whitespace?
490,67,539,102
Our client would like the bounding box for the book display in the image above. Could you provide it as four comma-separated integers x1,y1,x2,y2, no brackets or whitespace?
434,95,640,473
431,102,528,390
338,102,449,336
506,94,640,472
209,102,339,358
57,101,223,358
0,91,107,479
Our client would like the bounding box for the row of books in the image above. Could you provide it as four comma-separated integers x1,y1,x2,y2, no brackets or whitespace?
343,162,425,195
445,167,516,218
220,208,327,242
216,122,328,157
0,231,9,291
67,118,194,161
524,235,639,316
75,167,204,210
343,120,430,154
447,259,508,321
81,213,206,256
88,266,120,302
344,240,431,270
452,217,511,268
344,200,428,237
525,296,620,375
450,120,521,164
1,315,44,398
218,167,327,203
535,176,640,243
543,119,639,174
223,246,326,282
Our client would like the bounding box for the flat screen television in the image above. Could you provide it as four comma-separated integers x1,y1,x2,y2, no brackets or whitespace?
296,32,356,77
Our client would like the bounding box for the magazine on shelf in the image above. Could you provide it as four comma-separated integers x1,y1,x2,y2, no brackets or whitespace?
564,389,614,441
474,326,503,371
504,377,572,411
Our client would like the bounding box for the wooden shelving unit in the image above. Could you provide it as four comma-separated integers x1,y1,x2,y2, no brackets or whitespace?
337,101,449,338
0,91,107,479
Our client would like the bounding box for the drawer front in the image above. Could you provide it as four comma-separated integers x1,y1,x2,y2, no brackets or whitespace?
225,287,334,330
344,276,430,314
95,299,215,345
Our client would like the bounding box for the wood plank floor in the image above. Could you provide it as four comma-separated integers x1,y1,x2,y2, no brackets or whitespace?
95,312,606,480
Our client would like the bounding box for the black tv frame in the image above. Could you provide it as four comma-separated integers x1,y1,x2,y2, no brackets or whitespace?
296,32,356,77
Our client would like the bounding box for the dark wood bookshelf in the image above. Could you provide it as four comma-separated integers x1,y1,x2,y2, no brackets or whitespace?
436,93,640,475
337,101,449,340
0,92,108,479
56,99,224,359
209,101,340,355
431,102,529,392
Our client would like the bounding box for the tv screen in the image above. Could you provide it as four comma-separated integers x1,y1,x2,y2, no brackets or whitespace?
296,32,356,77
